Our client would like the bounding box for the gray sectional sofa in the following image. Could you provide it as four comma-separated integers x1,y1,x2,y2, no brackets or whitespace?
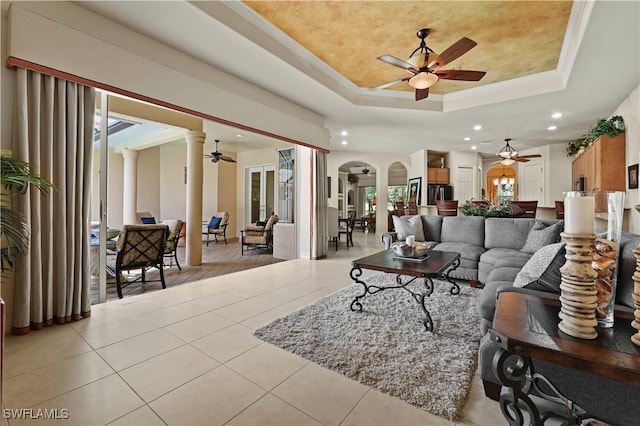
381,214,640,424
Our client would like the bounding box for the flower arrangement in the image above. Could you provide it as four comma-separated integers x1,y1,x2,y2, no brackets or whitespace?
459,201,523,218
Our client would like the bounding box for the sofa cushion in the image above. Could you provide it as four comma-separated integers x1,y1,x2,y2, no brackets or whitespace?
521,221,564,254
514,242,565,290
420,215,443,242
392,215,425,241
441,216,485,246
484,218,537,250
480,248,532,269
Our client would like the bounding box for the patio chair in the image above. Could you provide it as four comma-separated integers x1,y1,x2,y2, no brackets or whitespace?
162,219,184,270
136,211,156,224
108,224,168,299
241,214,278,255
203,211,230,245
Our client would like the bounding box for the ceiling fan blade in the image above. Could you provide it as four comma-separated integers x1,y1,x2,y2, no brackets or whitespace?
515,158,530,162
370,78,410,90
428,37,477,70
377,55,419,73
435,69,486,81
515,154,542,159
220,156,237,163
415,88,429,101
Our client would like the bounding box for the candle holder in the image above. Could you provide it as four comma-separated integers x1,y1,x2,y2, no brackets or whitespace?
631,243,640,347
558,232,598,339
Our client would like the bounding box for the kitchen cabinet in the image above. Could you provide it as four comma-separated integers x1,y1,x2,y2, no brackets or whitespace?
427,168,450,184
571,133,626,193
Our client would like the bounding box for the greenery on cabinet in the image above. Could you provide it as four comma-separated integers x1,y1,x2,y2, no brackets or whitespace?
1,152,54,272
347,173,358,184
566,115,625,156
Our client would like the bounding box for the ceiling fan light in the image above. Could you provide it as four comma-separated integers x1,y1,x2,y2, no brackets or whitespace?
406,53,426,69
500,158,516,166
408,72,438,89
509,178,515,185
492,178,499,186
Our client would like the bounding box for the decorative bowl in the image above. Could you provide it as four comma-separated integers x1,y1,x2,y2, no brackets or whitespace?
391,241,432,258
94,228,121,241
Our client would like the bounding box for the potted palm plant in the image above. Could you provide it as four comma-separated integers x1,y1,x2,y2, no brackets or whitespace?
1,151,54,271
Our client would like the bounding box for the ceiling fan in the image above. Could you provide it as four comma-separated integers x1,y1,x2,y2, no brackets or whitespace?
361,164,370,175
205,139,236,163
493,139,542,165
371,28,486,101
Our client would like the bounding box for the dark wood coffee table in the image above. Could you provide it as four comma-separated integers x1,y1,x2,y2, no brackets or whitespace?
490,291,640,425
350,249,460,332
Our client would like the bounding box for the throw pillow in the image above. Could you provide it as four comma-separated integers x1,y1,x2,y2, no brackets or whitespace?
392,215,425,241
521,221,563,254
208,216,222,229
140,216,156,224
514,242,565,289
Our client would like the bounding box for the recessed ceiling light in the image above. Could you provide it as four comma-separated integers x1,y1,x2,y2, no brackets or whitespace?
236,134,243,138
464,137,471,141
473,125,482,131
341,130,348,136
471,146,477,150
341,140,348,145
551,112,563,119
547,125,557,131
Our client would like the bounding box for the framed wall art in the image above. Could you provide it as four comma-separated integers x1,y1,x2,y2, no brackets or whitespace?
629,164,638,189
407,177,422,205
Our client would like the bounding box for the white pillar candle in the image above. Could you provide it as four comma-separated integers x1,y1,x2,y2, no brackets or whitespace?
564,196,595,234
405,235,415,246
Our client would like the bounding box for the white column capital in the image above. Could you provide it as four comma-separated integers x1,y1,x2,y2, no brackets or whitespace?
122,148,140,159
184,130,206,144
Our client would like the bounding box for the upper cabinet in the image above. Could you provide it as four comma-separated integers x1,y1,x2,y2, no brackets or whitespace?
427,168,450,184
571,133,626,193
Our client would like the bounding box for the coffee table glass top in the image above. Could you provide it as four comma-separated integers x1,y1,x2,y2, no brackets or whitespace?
352,249,460,276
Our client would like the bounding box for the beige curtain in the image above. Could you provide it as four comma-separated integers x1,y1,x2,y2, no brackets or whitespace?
12,68,95,334
313,151,328,259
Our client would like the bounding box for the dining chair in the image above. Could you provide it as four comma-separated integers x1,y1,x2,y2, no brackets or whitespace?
338,210,357,248
436,200,458,216
510,200,538,218
554,201,565,219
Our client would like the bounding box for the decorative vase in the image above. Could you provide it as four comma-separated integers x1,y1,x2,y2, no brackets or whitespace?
593,192,625,328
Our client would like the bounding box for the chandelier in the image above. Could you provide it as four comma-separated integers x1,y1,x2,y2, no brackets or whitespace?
493,165,515,188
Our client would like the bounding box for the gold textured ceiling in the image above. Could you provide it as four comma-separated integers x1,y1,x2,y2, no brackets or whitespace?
244,1,572,95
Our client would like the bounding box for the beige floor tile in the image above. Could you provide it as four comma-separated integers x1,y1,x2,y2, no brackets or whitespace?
455,375,504,426
96,328,184,371
77,316,158,349
9,374,144,426
163,311,234,342
271,362,369,425
3,327,92,379
341,388,454,426
140,300,208,327
119,344,219,402
149,365,265,425
212,298,273,323
3,351,114,409
187,288,250,311
191,323,262,363
225,343,308,390
108,405,165,425
226,393,323,426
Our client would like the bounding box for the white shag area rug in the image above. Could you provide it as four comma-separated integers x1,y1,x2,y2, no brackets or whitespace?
254,273,482,421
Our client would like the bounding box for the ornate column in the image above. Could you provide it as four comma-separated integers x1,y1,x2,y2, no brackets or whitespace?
122,148,139,225
185,130,205,266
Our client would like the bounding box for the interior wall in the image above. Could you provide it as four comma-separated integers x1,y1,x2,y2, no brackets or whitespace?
615,84,639,234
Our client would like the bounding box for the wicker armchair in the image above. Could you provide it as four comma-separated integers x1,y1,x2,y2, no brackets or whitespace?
241,214,279,255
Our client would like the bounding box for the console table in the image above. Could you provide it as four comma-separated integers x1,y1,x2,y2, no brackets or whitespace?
490,291,640,425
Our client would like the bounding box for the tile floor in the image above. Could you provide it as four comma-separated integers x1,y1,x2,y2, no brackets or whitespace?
2,231,505,426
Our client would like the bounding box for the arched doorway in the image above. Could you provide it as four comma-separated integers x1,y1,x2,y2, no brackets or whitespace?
486,164,516,204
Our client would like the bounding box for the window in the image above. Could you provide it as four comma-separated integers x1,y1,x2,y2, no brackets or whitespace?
388,185,408,209
278,148,294,222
